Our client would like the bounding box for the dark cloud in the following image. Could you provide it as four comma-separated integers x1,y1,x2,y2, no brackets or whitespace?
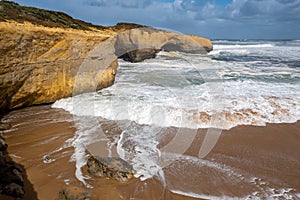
227,0,300,21
13,0,300,39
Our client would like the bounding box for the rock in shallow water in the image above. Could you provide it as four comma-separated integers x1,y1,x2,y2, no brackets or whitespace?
87,156,135,182
59,186,91,200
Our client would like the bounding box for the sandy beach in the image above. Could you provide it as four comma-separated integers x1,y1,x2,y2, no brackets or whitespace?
1,1,300,199
1,105,299,199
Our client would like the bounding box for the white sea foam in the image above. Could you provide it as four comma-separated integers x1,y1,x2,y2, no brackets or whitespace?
171,189,299,200
213,44,274,50
52,40,300,186
59,116,109,187
168,154,299,199
209,49,250,56
53,79,300,130
171,190,241,200
210,42,300,61
116,125,162,181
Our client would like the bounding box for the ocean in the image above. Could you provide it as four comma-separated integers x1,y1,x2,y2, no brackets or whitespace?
54,39,300,129
48,39,299,199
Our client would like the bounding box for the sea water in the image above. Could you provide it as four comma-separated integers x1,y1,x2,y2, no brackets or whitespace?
52,40,300,197
54,40,300,129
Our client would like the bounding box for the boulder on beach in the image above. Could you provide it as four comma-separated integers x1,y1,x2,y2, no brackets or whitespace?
87,156,135,182
59,186,91,200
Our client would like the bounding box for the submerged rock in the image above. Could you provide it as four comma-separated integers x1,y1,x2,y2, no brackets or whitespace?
87,156,135,182
59,186,91,200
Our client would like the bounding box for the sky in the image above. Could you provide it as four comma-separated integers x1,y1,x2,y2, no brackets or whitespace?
13,0,300,39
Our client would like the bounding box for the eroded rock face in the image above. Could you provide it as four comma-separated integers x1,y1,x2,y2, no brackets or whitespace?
0,23,213,113
0,21,118,114
87,156,135,182
0,58,118,113
119,48,161,63
115,27,213,62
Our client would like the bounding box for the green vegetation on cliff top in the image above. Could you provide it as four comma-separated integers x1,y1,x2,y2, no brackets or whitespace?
0,0,144,30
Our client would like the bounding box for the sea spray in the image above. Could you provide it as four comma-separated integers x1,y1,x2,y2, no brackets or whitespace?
53,39,300,186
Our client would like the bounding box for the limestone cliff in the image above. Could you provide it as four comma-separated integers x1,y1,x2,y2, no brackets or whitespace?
0,20,119,113
115,27,213,62
0,1,146,114
0,1,213,114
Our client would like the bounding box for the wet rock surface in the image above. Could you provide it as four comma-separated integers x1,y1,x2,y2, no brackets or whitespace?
1,183,24,198
0,123,11,131
59,186,91,200
87,156,135,182
0,123,25,198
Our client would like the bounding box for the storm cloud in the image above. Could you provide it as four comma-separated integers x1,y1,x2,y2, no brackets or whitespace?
13,0,300,39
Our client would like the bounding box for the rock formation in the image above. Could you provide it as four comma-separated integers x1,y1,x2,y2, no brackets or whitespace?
0,1,213,114
0,20,119,114
0,1,214,198
0,1,143,114
87,156,135,182
0,123,25,198
115,27,213,62
59,186,91,200
119,48,161,63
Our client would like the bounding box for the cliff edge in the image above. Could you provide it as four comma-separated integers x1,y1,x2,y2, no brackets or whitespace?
0,1,213,114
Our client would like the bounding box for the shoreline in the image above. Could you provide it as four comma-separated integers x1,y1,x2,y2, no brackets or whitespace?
1,105,300,199
1,2,299,200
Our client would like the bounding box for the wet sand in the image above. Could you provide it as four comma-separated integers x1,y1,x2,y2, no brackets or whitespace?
1,105,300,199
